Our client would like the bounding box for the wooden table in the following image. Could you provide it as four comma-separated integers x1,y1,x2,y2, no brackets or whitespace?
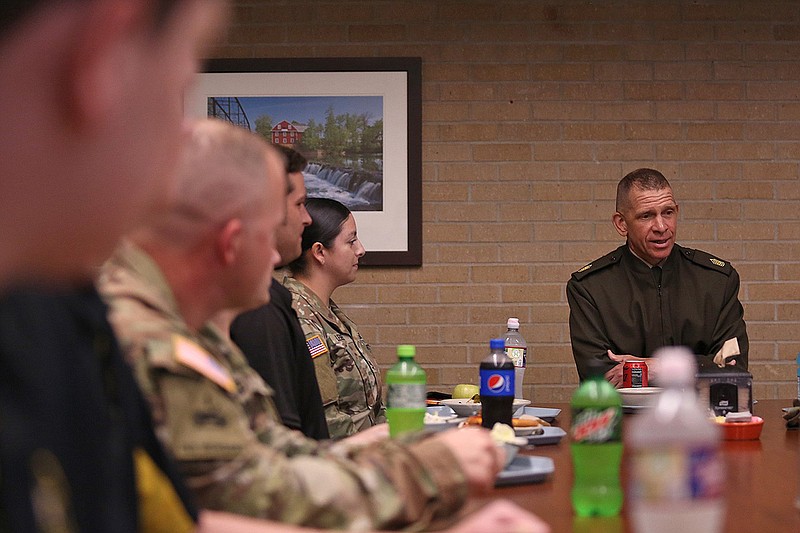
476,399,800,532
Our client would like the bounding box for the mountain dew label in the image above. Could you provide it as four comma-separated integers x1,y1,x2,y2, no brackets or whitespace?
571,407,622,443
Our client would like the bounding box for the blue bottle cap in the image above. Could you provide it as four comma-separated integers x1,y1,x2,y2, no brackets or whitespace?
490,338,505,350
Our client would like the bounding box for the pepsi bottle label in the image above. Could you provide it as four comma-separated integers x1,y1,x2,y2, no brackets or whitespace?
480,369,515,397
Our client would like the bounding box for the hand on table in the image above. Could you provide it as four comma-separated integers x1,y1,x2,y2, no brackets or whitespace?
433,426,504,494
444,500,550,533
605,350,657,388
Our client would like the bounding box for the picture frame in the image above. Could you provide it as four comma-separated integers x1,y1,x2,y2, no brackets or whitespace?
185,57,422,267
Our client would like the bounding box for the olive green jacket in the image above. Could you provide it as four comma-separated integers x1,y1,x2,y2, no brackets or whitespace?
567,244,749,380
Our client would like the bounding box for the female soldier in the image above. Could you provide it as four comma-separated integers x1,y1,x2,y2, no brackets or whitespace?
284,198,386,438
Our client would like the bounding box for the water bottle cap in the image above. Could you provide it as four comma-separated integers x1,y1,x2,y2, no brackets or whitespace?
396,344,416,358
654,346,696,385
490,338,505,350
506,317,520,329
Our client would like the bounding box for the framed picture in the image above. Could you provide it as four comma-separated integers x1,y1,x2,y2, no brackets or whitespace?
185,57,422,267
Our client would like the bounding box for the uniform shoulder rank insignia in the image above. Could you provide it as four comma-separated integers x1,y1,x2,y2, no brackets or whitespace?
710,258,725,267
172,335,236,393
577,263,592,273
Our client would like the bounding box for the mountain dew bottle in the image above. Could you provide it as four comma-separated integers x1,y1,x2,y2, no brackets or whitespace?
386,345,427,437
570,363,623,517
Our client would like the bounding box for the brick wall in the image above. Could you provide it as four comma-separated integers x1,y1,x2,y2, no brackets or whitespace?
212,1,800,402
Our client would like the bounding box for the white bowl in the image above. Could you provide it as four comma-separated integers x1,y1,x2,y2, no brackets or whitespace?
441,398,531,418
618,387,663,408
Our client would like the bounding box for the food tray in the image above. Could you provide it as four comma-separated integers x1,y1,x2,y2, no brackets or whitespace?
526,426,566,446
495,455,554,487
518,406,561,423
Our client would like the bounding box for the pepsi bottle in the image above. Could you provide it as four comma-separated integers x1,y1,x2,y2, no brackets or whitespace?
479,338,515,429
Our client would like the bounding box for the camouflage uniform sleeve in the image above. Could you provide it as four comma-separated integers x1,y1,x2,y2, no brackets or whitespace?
295,313,356,438
144,346,467,529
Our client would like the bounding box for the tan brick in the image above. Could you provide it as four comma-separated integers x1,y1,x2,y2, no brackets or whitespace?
624,82,683,101
744,303,776,321
535,222,594,242
655,102,715,120
333,285,378,305
535,143,594,161
746,243,800,262
594,102,653,121
563,44,625,61
471,183,531,202
742,162,800,180
345,306,406,326
563,123,624,141
533,102,594,120
425,223,470,243
737,263,775,282
497,123,562,142
778,263,800,280
471,64,530,81
595,143,656,161
471,264,530,283
422,143,472,162
424,182,470,202
561,82,624,101
408,265,470,284
423,102,471,122
437,123,499,142
355,269,408,284
439,285,501,304
595,62,653,81
715,143,775,161
531,63,593,82
438,244,500,263
347,24,405,42
377,285,438,304
656,143,715,161
498,242,561,263
473,143,532,162
717,222,776,240
440,83,497,101
471,223,533,243
469,101,533,121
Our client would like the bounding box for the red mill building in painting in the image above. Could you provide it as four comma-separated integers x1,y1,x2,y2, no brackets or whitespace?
271,120,307,146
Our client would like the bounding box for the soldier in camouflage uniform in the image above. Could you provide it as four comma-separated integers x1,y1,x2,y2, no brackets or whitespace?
285,198,388,439
284,275,385,438
99,119,506,531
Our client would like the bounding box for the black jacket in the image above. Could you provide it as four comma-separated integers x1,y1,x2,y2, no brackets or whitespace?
567,244,749,380
230,279,329,440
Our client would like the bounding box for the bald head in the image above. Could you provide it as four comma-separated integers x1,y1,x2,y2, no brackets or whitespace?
141,119,286,247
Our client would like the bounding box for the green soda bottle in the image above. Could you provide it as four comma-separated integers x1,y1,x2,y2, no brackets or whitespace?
386,345,427,437
570,362,623,517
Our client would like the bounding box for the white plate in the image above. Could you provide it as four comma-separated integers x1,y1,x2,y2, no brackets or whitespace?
526,426,567,446
424,405,463,432
495,455,554,486
440,398,531,418
517,406,562,422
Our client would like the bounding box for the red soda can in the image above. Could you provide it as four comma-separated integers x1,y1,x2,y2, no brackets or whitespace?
622,361,648,388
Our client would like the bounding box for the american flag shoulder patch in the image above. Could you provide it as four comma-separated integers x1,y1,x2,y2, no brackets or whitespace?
306,334,329,359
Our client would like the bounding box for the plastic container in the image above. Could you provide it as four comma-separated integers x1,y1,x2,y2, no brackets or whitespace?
479,338,515,429
627,347,725,533
386,345,426,438
503,317,528,399
570,362,623,517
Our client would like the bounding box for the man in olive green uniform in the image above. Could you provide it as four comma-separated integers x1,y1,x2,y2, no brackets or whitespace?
284,276,386,438
99,119,508,531
567,168,748,386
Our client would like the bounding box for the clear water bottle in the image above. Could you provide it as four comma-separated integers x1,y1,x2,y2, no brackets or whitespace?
627,347,724,533
386,345,426,438
570,361,623,517
479,338,515,429
503,317,527,399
